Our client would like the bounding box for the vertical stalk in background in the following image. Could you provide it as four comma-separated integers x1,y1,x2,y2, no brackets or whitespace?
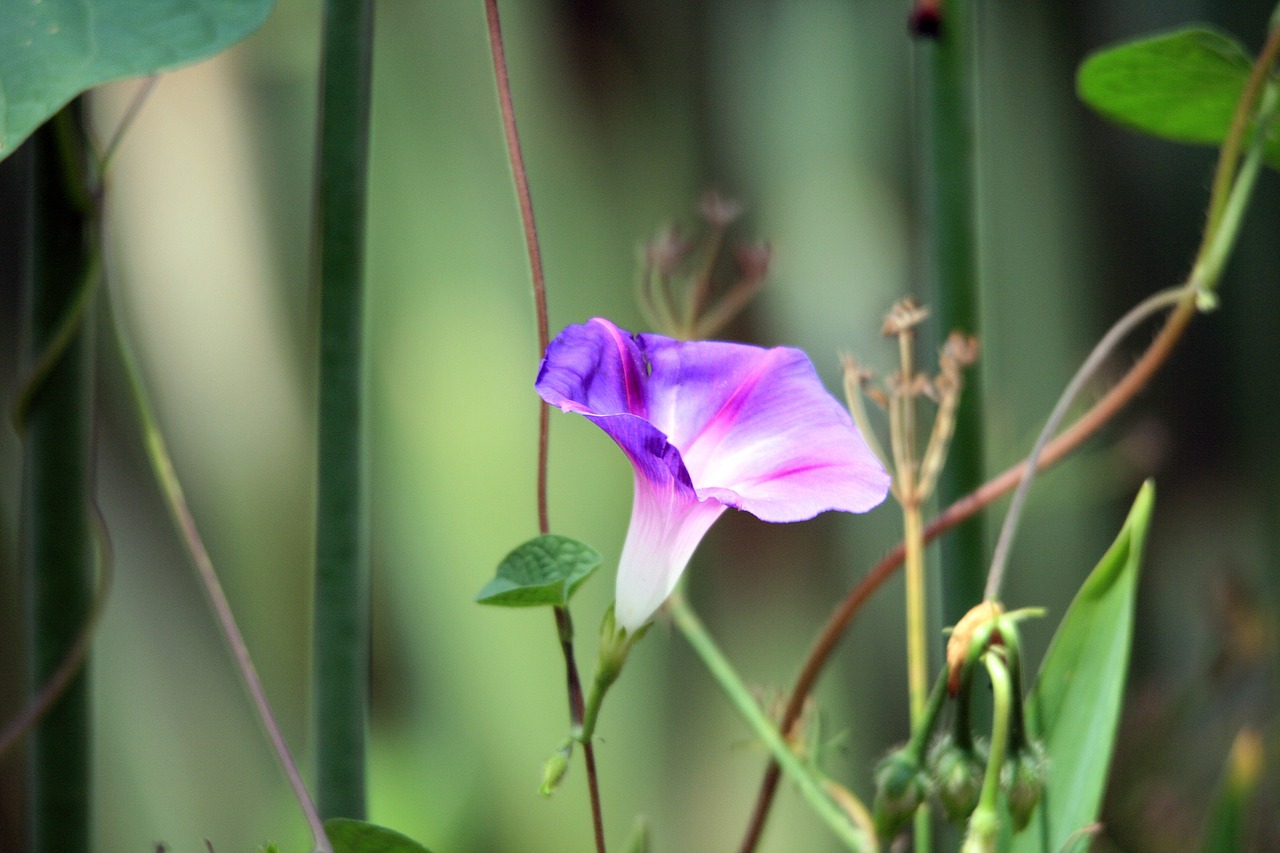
21,105,94,853
311,0,375,820
915,0,987,627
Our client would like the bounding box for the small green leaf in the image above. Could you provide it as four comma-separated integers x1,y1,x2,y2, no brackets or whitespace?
0,0,274,159
1077,28,1280,167
475,534,602,607
1010,481,1154,853
324,818,434,853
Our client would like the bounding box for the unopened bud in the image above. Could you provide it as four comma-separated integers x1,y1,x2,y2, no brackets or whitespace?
540,741,573,797
873,749,926,840
929,736,986,823
1002,741,1048,831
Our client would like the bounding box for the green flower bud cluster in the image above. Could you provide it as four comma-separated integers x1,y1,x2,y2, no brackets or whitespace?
873,603,1049,845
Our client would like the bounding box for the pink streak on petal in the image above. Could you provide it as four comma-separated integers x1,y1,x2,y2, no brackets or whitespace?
678,348,783,483
592,317,647,418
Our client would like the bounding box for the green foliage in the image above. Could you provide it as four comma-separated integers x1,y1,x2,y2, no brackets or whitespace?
475,534,602,607
324,818,435,853
0,0,273,158
1076,28,1280,168
1202,729,1263,853
1010,481,1154,852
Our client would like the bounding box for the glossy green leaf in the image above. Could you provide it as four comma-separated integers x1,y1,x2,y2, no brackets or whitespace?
324,818,434,853
1010,481,1154,853
0,0,274,159
1077,28,1280,167
475,534,602,607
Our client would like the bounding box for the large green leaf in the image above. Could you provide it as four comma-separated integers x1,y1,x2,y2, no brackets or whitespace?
475,534,602,607
1077,28,1280,168
0,0,273,159
1010,481,1155,853
324,818,435,853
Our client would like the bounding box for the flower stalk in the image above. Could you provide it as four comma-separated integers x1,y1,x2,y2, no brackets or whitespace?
960,649,1012,853
668,593,872,852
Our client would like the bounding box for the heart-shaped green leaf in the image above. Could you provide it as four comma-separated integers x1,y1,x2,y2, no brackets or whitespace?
1010,481,1154,852
475,534,602,607
324,818,434,853
1077,28,1280,168
0,0,274,159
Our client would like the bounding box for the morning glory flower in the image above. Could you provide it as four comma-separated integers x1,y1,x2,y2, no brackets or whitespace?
535,318,892,632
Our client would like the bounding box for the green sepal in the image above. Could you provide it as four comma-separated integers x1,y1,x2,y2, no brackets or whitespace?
1077,28,1280,168
324,818,435,853
475,534,602,607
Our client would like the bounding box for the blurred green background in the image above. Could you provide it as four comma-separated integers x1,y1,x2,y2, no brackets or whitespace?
1,1,1277,851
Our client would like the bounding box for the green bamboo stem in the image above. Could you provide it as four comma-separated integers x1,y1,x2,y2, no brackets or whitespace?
20,105,95,853
917,0,987,628
311,0,375,820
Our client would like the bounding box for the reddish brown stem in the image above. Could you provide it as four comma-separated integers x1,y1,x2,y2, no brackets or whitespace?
737,296,1198,852
485,3,606,851
483,0,551,534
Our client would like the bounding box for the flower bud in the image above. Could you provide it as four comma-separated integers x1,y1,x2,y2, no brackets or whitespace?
1002,741,1048,831
873,749,927,840
929,736,986,823
539,741,573,797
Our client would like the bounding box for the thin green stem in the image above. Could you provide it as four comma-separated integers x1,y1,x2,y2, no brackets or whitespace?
960,652,1011,853
1193,83,1278,293
311,0,375,820
903,504,928,725
983,286,1186,600
19,107,94,852
108,298,333,853
668,593,870,852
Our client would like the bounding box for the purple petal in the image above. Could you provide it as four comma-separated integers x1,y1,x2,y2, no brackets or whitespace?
637,333,890,521
536,318,891,629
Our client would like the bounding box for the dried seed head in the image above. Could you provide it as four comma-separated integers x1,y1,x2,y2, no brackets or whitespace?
942,331,980,370
882,297,930,336
698,191,743,227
